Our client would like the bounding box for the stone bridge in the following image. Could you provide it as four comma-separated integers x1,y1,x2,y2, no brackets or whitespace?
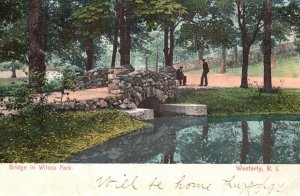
107,66,178,111
51,66,178,112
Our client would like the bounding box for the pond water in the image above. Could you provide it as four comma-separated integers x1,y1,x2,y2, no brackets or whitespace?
65,115,300,164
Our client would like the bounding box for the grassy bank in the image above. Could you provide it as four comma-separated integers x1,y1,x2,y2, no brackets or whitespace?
168,88,300,116
0,110,147,163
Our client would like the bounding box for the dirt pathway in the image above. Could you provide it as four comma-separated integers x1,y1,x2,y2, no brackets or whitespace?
185,73,300,89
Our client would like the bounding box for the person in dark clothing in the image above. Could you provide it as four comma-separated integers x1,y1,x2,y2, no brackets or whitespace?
199,59,209,86
176,66,187,86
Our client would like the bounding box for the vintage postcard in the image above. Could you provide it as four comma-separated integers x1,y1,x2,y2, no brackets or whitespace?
1,0,300,195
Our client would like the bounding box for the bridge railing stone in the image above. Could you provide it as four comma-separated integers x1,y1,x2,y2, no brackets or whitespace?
76,68,113,90
108,67,178,109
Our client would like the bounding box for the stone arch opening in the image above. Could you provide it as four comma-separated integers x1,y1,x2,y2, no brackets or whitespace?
138,97,162,117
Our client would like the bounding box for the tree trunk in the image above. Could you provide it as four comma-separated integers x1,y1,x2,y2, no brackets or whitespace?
41,0,49,55
119,2,125,66
263,121,272,164
233,45,238,67
163,28,169,67
237,0,263,89
163,23,175,67
263,0,272,90
124,2,131,66
240,121,249,164
111,6,119,68
240,46,250,88
11,61,17,78
169,24,175,67
271,50,276,68
119,1,131,67
155,51,159,71
220,47,226,73
145,54,149,70
155,32,160,71
86,37,93,71
202,124,209,140
28,0,46,91
197,49,203,65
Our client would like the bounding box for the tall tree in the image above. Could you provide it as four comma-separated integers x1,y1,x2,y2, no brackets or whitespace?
236,0,264,88
118,0,133,68
48,0,86,69
135,0,187,67
263,0,272,91
72,0,113,71
233,45,238,67
111,0,120,68
28,0,48,90
220,47,226,73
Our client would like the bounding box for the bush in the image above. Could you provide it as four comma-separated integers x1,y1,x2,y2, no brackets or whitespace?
1,68,77,135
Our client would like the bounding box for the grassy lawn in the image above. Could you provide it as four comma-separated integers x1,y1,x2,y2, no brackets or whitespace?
186,52,300,78
0,110,147,163
0,78,23,87
168,88,300,116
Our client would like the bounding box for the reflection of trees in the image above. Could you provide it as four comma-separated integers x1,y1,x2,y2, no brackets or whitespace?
175,119,300,164
164,154,174,164
240,121,249,164
202,124,209,140
175,122,242,163
263,121,272,164
270,121,300,163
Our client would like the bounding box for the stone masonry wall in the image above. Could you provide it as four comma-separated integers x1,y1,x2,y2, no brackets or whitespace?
50,95,124,111
76,68,112,90
107,66,178,109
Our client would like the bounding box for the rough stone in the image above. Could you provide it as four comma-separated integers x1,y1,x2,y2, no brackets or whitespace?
108,83,120,90
99,100,108,108
111,89,123,94
108,74,116,80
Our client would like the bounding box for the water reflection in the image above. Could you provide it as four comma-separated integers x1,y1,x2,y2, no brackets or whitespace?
240,121,249,164
263,121,272,164
64,115,300,164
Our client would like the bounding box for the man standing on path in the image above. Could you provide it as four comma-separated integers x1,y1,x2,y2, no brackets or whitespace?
199,59,209,86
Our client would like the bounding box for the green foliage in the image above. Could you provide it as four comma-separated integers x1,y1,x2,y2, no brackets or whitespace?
2,74,50,136
0,18,27,63
177,0,236,53
169,88,300,116
0,78,23,98
0,0,27,62
0,61,23,71
48,0,113,69
60,67,77,93
0,0,26,24
72,0,113,38
1,67,76,140
0,110,147,162
134,0,187,29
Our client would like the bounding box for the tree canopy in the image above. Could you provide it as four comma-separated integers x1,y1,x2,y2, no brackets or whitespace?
0,0,299,89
